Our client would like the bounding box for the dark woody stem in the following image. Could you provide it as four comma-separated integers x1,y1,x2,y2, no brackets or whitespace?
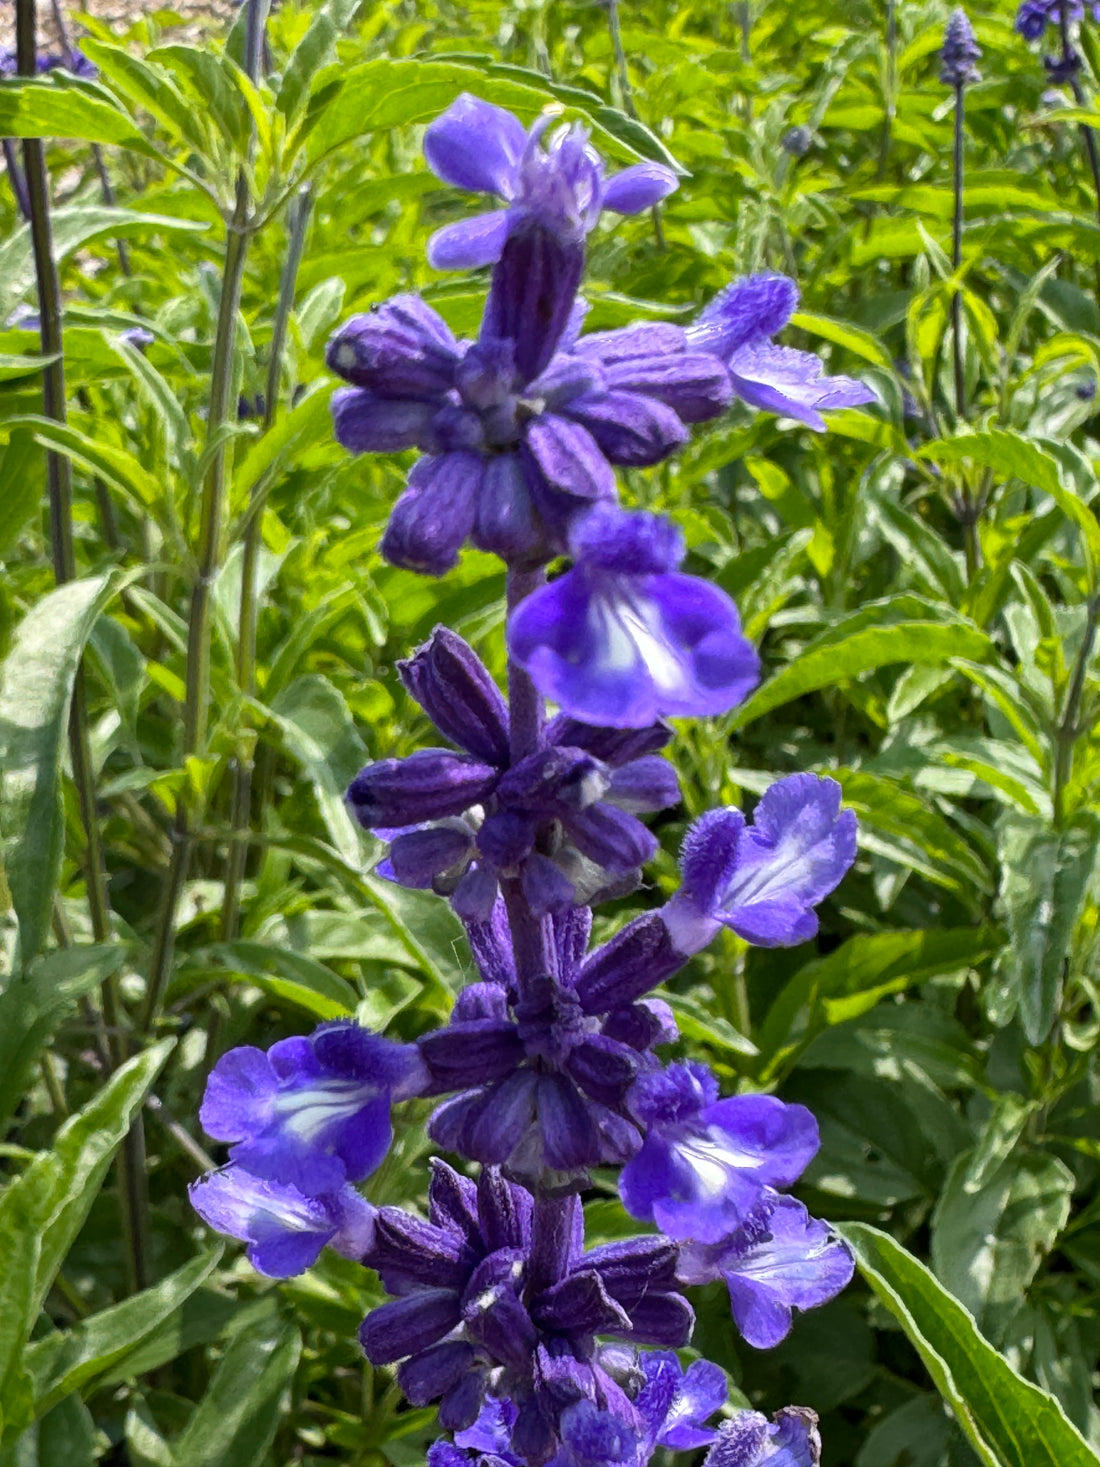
951,81,966,421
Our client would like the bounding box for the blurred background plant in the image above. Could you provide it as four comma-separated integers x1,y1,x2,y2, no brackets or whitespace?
2,1,1100,1465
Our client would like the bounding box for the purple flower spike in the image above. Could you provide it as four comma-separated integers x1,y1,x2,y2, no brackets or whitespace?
662,774,857,955
687,274,875,432
198,1022,427,1197
189,1166,374,1278
424,95,677,271
678,1195,855,1349
941,8,982,86
508,506,760,729
619,1062,819,1244
704,1408,821,1467
1016,0,1100,41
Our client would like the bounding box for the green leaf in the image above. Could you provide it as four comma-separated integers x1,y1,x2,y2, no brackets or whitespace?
0,1042,172,1442
0,428,45,559
5,414,166,511
931,1148,1073,1345
205,939,358,1019
994,812,1100,1044
266,675,368,864
168,1312,301,1467
759,927,1001,1072
0,77,157,155
0,573,120,965
725,597,994,731
0,945,125,1133
25,1248,223,1419
0,208,207,320
840,1223,1100,1467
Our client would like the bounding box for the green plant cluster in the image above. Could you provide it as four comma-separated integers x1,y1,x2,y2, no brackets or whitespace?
1,0,1100,1464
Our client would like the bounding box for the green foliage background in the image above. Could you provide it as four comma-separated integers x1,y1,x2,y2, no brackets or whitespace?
2,0,1100,1463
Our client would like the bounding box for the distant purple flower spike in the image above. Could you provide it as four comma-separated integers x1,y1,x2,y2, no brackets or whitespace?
198,1021,427,1197
508,506,760,728
423,94,677,271
678,1194,854,1349
619,1062,819,1243
662,774,857,955
1016,0,1100,41
189,1166,374,1278
687,273,875,431
941,8,982,86
704,1408,821,1467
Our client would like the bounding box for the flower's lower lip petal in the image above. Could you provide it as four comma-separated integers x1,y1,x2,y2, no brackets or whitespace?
428,208,515,270
247,1226,330,1278
424,93,526,196
602,161,679,215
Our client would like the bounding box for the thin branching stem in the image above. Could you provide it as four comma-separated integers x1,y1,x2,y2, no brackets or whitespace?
222,183,313,941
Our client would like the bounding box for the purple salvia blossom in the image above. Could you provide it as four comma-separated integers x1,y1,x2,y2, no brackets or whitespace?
686,273,875,431
677,1193,854,1349
188,1165,374,1277
198,1021,427,1196
421,905,675,1182
348,627,679,918
1016,0,1100,40
359,1161,691,1462
618,1063,818,1244
630,1349,727,1451
327,300,731,571
507,506,760,728
941,8,982,86
423,94,678,271
661,774,858,953
704,1408,821,1467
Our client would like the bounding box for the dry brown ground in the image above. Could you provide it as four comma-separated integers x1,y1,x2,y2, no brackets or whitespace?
1,0,233,55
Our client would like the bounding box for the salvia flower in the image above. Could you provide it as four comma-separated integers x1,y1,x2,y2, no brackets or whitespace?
686,273,875,431
507,506,760,728
618,1063,819,1244
359,1161,691,1462
1016,0,1100,41
198,1020,427,1195
704,1408,821,1467
348,627,680,919
941,8,982,86
421,905,678,1182
661,774,858,954
327,299,731,571
423,94,678,270
677,1193,854,1349
189,1165,374,1277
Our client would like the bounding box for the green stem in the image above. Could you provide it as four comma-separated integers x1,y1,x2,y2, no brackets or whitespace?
951,82,966,422
222,183,312,941
1052,593,1100,828
143,176,253,1031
